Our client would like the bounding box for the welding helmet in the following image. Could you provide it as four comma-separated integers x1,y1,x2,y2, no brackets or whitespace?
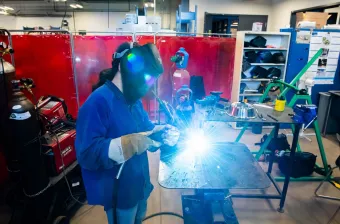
272,52,285,63
257,51,273,63
114,42,164,104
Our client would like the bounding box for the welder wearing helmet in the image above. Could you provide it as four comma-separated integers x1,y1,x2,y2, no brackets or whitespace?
75,42,178,224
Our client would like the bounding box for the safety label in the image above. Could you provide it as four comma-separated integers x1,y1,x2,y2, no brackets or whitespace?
9,111,31,120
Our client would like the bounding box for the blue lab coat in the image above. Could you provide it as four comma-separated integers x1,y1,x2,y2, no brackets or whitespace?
75,80,155,210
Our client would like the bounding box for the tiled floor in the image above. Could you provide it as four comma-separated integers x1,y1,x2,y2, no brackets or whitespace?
71,124,340,224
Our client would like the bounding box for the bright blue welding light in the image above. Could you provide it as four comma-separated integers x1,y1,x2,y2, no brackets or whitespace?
185,129,210,155
127,53,144,73
144,74,152,81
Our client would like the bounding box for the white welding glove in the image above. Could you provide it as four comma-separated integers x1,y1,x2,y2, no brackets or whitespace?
108,132,162,164
152,125,180,147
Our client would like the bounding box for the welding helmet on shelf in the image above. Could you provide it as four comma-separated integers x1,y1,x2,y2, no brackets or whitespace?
257,51,273,63
268,67,281,79
272,52,285,63
114,42,164,104
250,66,270,79
250,36,267,48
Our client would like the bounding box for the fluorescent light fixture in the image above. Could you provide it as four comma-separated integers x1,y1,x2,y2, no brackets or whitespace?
3,6,13,11
144,3,148,7
60,0,67,2
150,3,154,7
70,4,77,8
75,4,83,8
0,10,8,15
0,6,14,11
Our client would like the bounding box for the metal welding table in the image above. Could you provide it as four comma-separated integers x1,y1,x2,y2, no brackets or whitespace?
158,104,302,223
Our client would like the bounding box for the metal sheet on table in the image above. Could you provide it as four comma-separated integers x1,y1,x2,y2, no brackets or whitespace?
206,104,299,124
158,142,271,189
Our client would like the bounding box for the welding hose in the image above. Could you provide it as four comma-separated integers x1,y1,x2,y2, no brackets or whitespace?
143,212,184,222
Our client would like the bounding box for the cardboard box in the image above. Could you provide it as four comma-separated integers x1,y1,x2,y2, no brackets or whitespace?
296,12,330,29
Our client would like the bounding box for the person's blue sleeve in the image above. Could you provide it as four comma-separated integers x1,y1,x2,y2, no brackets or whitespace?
75,96,115,170
138,100,155,131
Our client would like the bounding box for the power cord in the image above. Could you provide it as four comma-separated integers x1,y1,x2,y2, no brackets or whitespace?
143,212,184,222
38,113,86,206
46,126,87,206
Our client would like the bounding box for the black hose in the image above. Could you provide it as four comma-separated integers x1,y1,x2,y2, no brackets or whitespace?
143,212,184,222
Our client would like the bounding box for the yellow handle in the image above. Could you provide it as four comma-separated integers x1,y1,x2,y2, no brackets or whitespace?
274,99,286,112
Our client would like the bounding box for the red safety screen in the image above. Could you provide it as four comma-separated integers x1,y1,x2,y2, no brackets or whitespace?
4,34,235,118
156,36,235,102
74,35,133,106
74,35,235,105
10,35,78,117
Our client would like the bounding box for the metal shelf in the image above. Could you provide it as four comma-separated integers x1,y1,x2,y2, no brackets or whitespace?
239,93,263,96
250,63,285,66
244,47,288,51
241,78,271,81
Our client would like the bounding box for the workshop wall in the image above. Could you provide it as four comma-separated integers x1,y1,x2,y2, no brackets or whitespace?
189,0,273,34
270,0,340,31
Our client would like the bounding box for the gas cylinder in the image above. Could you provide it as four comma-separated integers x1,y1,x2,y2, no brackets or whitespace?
0,57,16,97
7,80,49,196
0,58,16,178
171,48,190,103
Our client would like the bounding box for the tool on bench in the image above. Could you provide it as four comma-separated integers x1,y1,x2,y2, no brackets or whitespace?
267,114,279,122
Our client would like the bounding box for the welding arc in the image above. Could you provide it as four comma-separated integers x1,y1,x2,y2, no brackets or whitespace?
143,212,184,222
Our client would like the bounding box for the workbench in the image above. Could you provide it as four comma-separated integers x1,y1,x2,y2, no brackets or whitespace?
158,104,302,223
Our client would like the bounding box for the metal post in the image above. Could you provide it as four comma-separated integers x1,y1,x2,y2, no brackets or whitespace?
279,49,322,98
235,123,248,142
268,124,279,174
255,128,275,161
69,31,80,109
278,123,301,213
153,0,156,15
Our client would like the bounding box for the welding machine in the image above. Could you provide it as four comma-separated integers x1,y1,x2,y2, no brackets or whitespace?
37,95,77,177
41,128,77,176
37,96,67,127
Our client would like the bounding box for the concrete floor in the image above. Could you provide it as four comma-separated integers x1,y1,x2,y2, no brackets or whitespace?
71,124,340,224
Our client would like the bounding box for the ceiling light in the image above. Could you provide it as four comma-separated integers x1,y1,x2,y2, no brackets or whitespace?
144,3,148,7
150,3,154,7
3,6,13,11
0,10,8,15
70,4,77,8
0,6,14,11
75,4,83,8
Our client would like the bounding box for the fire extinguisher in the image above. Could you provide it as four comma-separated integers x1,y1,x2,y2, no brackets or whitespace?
170,47,190,105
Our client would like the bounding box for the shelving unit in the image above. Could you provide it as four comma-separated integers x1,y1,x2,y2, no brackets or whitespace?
244,47,288,51
250,63,285,66
231,31,291,129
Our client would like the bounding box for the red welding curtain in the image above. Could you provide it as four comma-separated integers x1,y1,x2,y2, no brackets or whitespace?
74,35,236,105
10,35,78,117
156,36,235,102
2,34,235,117
74,35,133,106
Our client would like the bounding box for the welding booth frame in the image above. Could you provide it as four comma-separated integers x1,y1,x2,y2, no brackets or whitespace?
6,29,233,121
1,29,308,220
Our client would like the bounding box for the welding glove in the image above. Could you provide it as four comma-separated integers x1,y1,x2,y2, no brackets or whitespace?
151,125,180,147
108,132,162,164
